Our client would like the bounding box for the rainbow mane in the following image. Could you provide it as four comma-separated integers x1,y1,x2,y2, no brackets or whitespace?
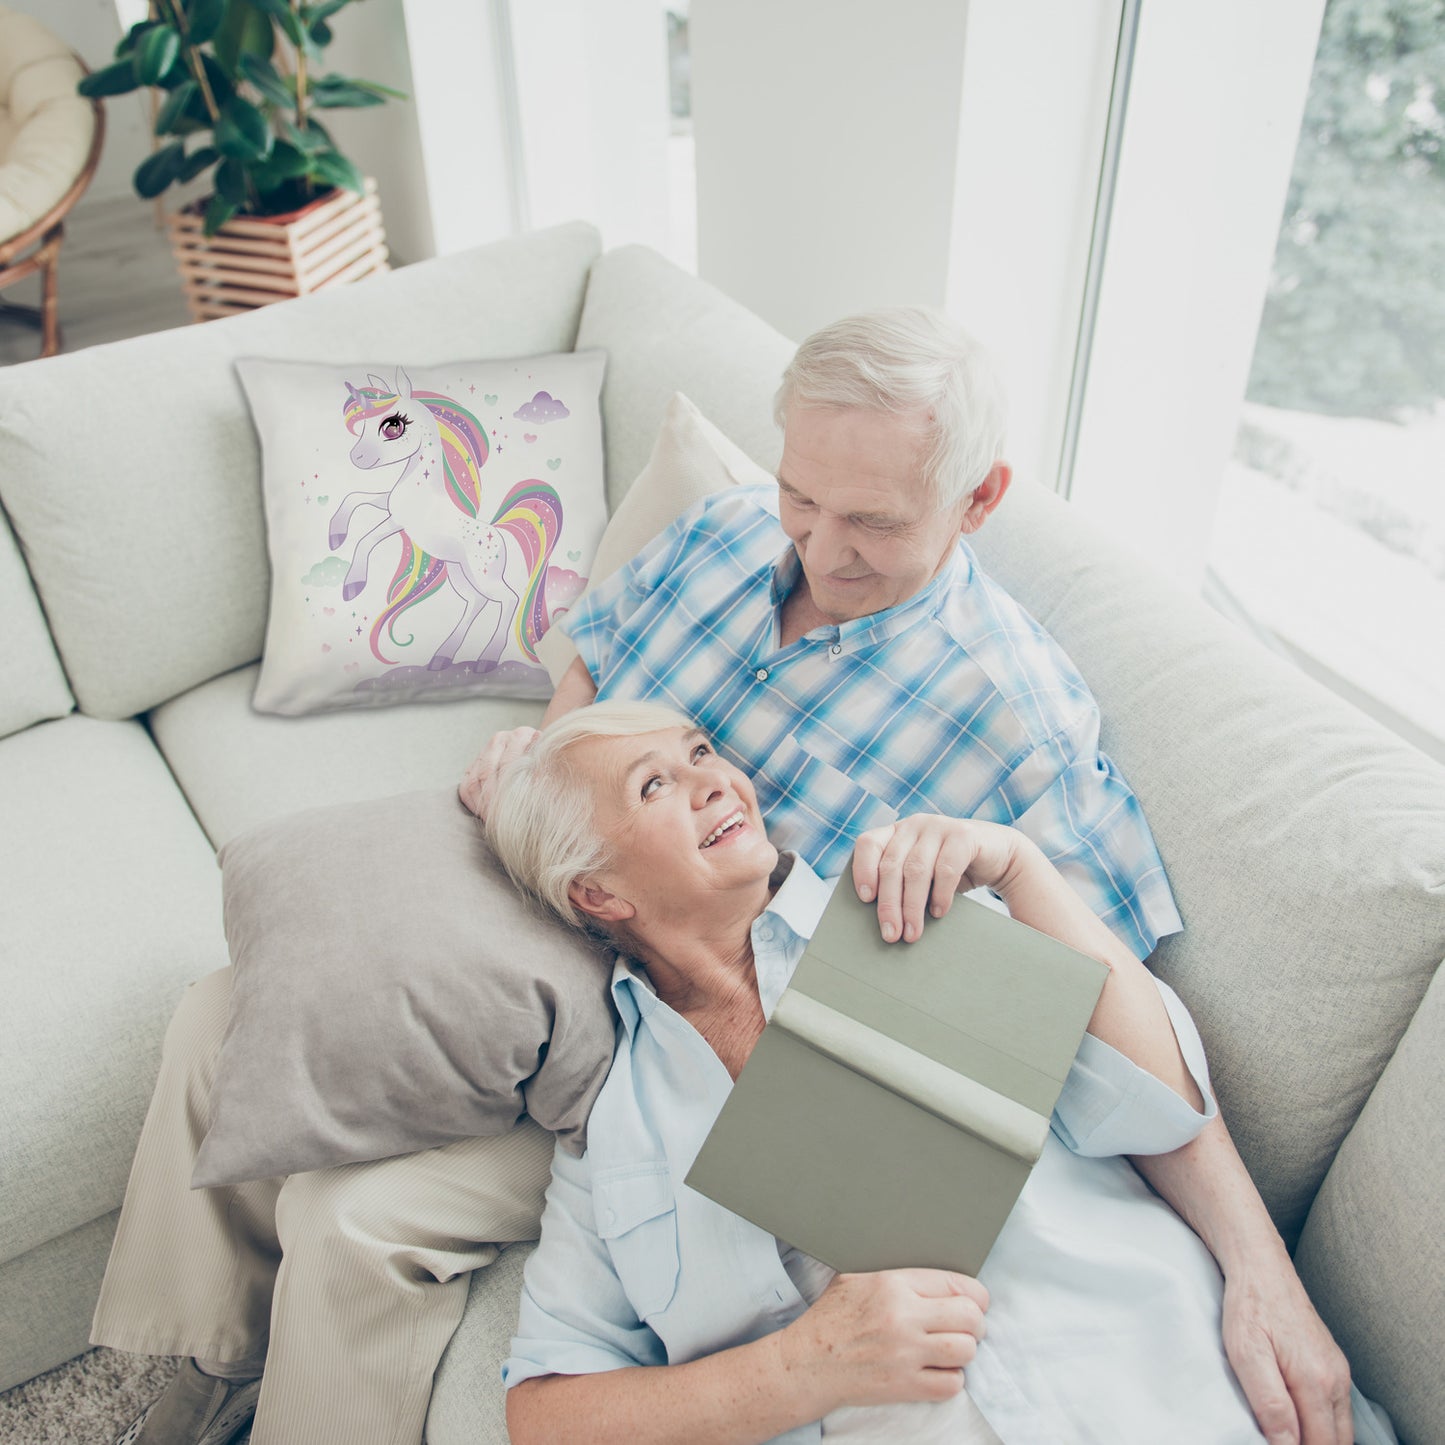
341,386,489,517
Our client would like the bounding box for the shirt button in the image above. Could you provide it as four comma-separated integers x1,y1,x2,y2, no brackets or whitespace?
756,924,773,943
830,644,842,655
755,668,769,681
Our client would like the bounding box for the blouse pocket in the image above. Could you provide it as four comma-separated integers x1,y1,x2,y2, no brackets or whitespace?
593,1162,681,1321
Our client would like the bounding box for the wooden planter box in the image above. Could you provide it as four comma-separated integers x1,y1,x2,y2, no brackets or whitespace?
166,178,389,322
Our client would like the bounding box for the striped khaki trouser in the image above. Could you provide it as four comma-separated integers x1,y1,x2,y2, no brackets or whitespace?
91,968,555,1445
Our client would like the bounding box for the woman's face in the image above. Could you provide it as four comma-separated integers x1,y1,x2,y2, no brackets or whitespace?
567,726,778,927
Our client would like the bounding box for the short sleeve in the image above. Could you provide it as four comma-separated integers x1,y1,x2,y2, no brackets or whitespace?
1051,977,1217,1158
562,495,714,686
503,1140,666,1389
1000,708,1183,961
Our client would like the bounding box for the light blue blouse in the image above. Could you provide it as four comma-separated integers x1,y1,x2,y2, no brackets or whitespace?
504,858,1270,1443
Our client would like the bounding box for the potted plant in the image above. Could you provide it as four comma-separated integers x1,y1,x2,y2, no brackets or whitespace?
79,0,405,319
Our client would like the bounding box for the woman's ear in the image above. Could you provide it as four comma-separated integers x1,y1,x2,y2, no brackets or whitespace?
568,879,635,924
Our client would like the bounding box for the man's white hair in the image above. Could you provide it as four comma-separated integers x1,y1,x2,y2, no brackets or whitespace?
487,700,696,931
774,307,1008,510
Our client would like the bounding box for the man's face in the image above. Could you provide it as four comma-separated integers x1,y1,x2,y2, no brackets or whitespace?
776,405,972,623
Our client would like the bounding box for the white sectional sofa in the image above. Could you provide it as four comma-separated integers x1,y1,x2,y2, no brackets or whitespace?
1,222,1441,1443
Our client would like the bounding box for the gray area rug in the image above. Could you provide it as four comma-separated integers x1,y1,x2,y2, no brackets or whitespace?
0,1350,238,1445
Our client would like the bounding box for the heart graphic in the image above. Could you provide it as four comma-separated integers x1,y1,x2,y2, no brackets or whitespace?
344,661,359,673
524,433,538,443
547,457,561,470
317,495,329,504
323,606,335,616
567,549,581,562
484,393,498,406
321,643,331,653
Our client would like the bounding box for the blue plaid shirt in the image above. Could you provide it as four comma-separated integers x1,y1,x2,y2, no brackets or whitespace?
563,485,1181,959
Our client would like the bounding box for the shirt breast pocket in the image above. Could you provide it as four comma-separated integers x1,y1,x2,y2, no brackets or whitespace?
758,731,898,867
593,1163,681,1322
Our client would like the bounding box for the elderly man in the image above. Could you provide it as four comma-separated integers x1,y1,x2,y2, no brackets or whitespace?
95,311,1350,1445
462,309,1353,1445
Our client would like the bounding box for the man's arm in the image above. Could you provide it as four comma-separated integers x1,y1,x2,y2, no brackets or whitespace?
1131,1120,1353,1445
459,656,597,819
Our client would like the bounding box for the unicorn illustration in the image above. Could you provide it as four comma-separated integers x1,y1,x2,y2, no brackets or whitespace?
328,367,563,673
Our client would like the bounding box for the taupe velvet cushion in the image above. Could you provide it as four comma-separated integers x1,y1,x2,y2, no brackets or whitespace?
192,789,617,1187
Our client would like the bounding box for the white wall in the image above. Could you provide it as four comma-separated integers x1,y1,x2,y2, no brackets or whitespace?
946,0,1121,494
690,0,973,342
510,0,671,253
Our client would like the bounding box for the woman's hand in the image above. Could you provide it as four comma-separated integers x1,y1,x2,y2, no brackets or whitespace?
852,815,1029,943
779,1269,989,1412
458,726,540,821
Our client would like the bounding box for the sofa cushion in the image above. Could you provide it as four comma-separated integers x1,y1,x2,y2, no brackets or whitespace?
1295,959,1445,1445
237,350,607,715
0,502,71,738
575,244,794,511
148,663,544,849
968,479,1445,1244
0,715,226,1267
194,791,615,1187
0,221,602,721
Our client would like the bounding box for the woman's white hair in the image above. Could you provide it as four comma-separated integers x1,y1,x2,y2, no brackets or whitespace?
486,699,696,931
774,307,1007,510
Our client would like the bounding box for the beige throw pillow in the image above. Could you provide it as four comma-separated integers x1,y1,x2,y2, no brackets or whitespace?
535,391,775,684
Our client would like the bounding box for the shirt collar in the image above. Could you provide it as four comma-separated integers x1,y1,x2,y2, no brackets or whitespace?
767,542,973,650
609,852,835,1037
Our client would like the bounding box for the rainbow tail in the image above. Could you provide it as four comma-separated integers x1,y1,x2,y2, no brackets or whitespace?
368,534,446,663
492,480,563,663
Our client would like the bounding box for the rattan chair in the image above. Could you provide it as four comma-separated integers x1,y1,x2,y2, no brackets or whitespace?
0,7,104,359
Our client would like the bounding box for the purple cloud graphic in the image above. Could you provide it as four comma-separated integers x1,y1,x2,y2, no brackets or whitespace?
513,390,570,424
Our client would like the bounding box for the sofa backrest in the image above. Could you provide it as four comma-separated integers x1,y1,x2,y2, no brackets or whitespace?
0,221,603,720
0,501,71,738
969,478,1445,1245
575,244,795,511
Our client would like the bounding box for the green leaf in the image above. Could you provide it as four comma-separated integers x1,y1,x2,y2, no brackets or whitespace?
239,52,295,107
199,52,236,107
214,0,275,75
281,115,332,153
203,192,239,235
301,0,352,23
309,148,363,194
133,141,186,199
263,139,312,178
115,20,156,59
80,60,142,98
309,75,384,109
215,95,274,160
215,156,250,205
154,79,197,134
134,25,181,85
186,0,227,47
178,145,220,182
248,0,305,45
308,18,332,47
350,78,408,101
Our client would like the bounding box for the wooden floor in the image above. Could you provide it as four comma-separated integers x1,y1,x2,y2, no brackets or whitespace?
0,194,193,367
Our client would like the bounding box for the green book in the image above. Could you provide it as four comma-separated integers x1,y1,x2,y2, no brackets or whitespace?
684,885,1109,1276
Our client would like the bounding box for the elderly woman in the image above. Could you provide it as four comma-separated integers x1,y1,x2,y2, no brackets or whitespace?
486,701,1348,1445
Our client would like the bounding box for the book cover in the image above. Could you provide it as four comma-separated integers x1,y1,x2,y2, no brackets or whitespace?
684,885,1109,1275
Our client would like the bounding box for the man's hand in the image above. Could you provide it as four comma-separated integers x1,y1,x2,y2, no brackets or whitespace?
1221,1262,1353,1445
458,726,539,821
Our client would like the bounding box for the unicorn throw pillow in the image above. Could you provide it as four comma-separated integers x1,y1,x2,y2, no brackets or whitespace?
238,351,607,715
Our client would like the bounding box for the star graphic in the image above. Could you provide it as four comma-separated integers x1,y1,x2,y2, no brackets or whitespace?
469,384,476,394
